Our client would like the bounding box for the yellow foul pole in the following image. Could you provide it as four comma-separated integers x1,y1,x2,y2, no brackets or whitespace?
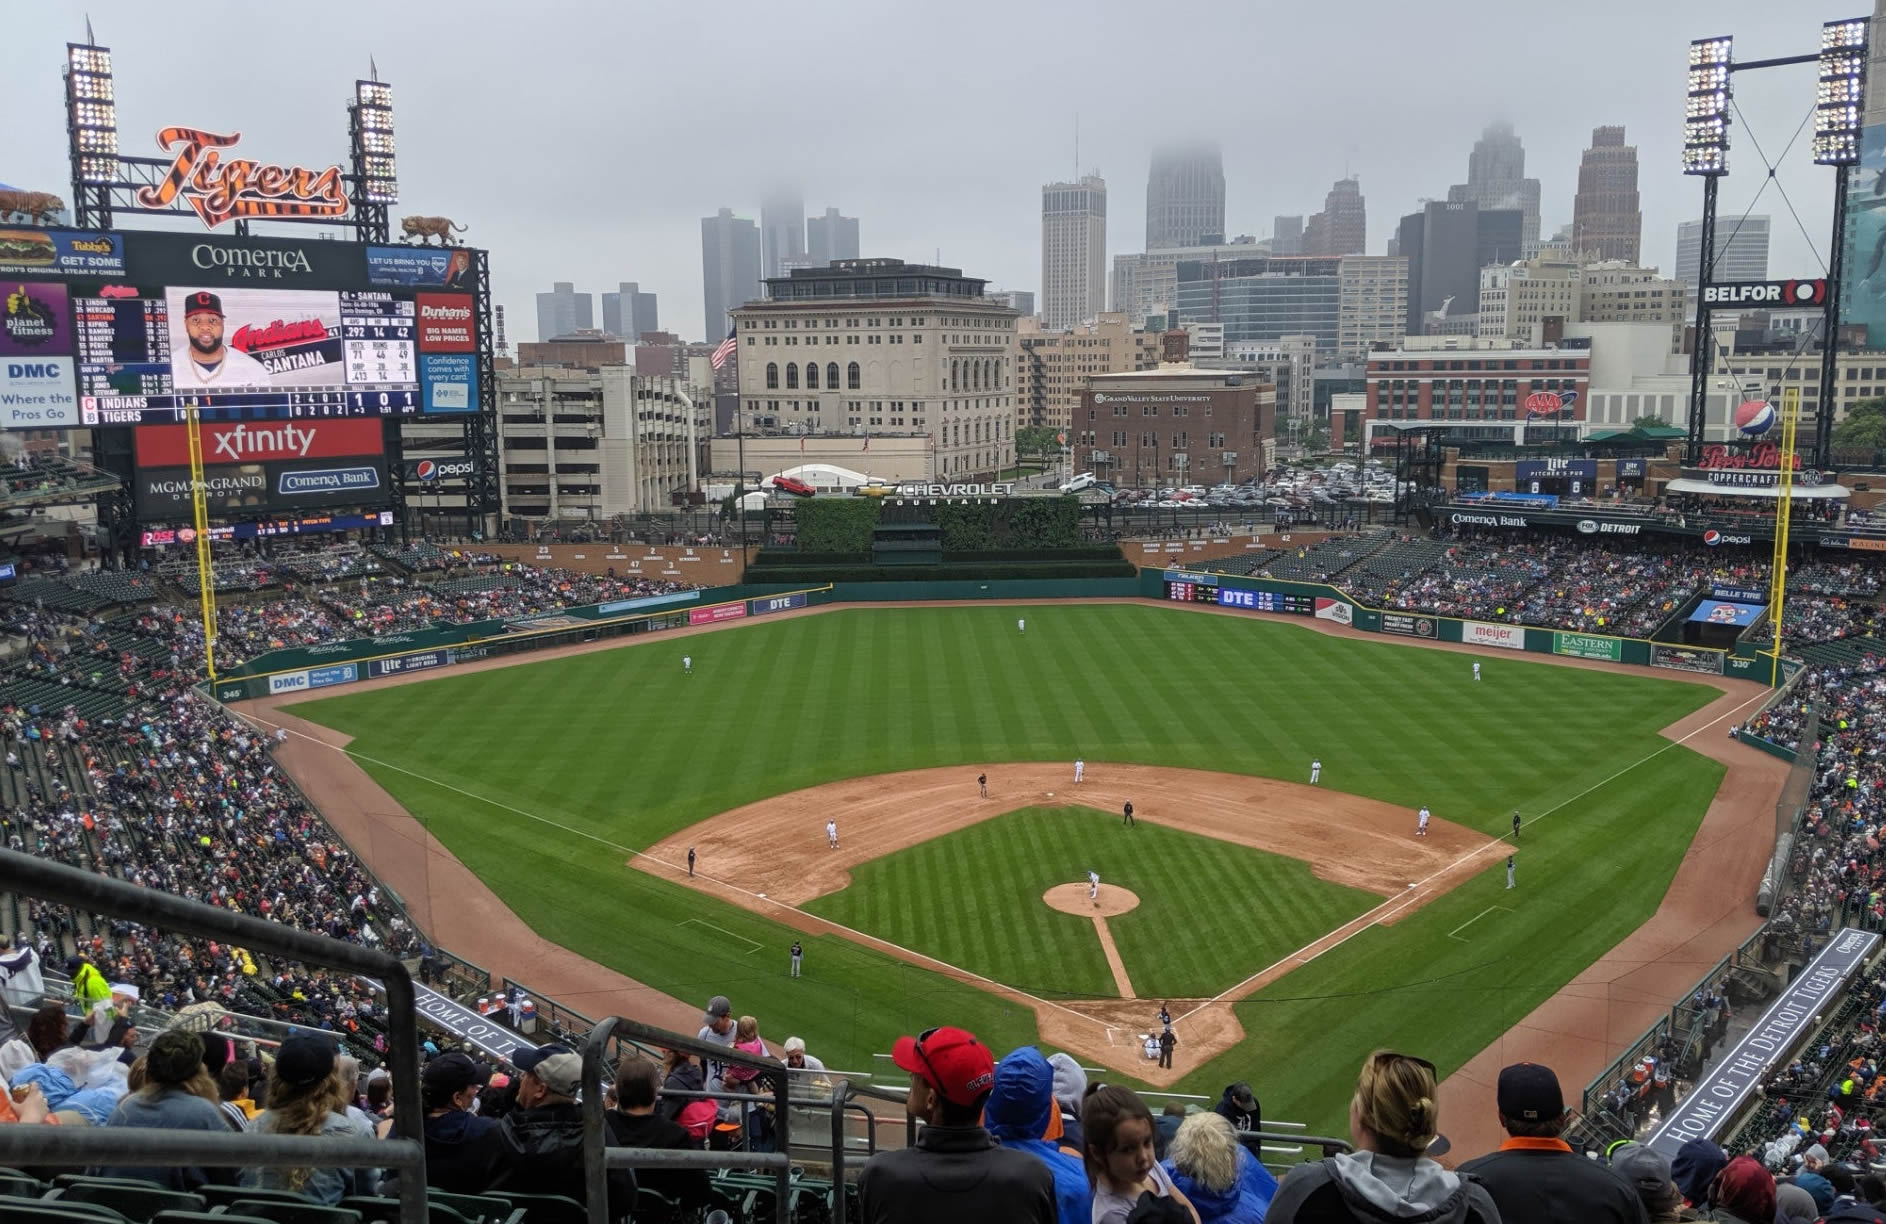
1765,386,1802,683
185,408,218,683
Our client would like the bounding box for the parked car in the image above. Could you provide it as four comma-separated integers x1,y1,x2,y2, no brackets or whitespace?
772,475,816,497
1060,472,1097,493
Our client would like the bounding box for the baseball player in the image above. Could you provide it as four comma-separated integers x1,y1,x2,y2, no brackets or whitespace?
789,940,803,978
1506,855,1516,890
1074,757,1085,783
978,772,988,798
1123,801,1134,828
1473,660,1481,682
1512,809,1521,841
1018,617,1026,633
683,654,692,674
687,846,696,878
1310,758,1322,785
176,291,271,388
1088,870,1100,902
1417,806,1431,838
826,819,838,849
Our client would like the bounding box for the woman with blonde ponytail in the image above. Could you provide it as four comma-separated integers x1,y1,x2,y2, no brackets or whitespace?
1265,1051,1502,1224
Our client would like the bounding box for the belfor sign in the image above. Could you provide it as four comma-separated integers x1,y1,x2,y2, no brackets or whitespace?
1699,279,1828,308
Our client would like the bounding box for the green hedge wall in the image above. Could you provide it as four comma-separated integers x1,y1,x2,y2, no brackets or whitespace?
793,498,881,553
943,545,1124,563
749,558,1137,584
933,498,1079,551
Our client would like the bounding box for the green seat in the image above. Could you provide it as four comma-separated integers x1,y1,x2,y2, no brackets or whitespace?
632,1187,681,1224
424,1189,525,1224
0,1172,47,1198
151,1214,277,1224
339,1196,513,1224
478,1192,586,1224
0,1193,131,1224
197,1187,318,1211
222,1202,363,1224
50,1183,205,1223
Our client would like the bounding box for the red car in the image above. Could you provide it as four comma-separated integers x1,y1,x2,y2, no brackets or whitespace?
771,475,816,498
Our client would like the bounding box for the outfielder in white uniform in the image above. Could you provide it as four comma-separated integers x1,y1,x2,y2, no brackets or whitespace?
1417,807,1431,837
1018,618,1026,633
1473,661,1481,682
1074,758,1085,783
1310,759,1321,784
1088,870,1100,901
683,655,692,674
826,819,838,849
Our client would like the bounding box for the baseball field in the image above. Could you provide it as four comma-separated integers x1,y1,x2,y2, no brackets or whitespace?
285,602,1734,1137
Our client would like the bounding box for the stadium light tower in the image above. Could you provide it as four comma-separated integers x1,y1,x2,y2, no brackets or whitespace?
1682,35,1732,465
1815,18,1868,167
63,40,117,228
349,74,397,243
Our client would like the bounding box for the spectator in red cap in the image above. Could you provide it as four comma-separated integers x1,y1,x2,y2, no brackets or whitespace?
1709,1156,1776,1224
856,1025,1055,1224
1457,1062,1646,1224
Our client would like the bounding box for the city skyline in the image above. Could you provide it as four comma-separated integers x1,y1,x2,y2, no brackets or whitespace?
0,1,1850,343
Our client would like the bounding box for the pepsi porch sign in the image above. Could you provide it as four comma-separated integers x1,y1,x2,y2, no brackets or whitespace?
1,356,80,429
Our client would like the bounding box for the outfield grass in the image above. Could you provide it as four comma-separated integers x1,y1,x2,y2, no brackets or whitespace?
290,604,1726,1126
807,806,1378,1000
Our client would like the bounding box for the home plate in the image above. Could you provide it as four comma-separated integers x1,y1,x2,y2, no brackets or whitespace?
1407,883,1417,889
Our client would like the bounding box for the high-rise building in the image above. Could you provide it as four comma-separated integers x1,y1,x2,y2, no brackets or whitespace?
1112,238,1267,328
1398,202,1525,335
1449,122,1542,256
806,207,860,266
987,290,1036,317
1304,179,1367,257
1042,175,1108,329
1337,256,1411,358
1175,256,1343,352
600,282,659,343
534,282,594,342
1272,216,1305,256
761,189,806,279
1145,144,1226,250
1570,126,1642,264
1675,216,1772,293
1014,312,1160,431
701,208,762,342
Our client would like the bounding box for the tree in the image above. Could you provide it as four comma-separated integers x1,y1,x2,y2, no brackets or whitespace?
1834,397,1886,454
1014,425,1059,463
1630,415,1667,432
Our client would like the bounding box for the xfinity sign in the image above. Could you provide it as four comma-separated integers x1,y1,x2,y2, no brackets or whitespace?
1700,279,1828,308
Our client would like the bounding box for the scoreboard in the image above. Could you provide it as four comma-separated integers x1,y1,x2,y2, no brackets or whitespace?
1165,579,1314,615
76,288,421,425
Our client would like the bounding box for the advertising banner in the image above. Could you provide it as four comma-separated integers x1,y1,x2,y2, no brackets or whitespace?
1688,600,1765,628
137,510,393,547
268,670,310,695
1,356,80,429
368,650,453,679
1711,585,1768,604
1381,613,1437,639
420,352,478,413
1,282,72,356
0,230,124,278
597,591,701,616
1216,588,1315,614
163,286,346,391
1651,644,1726,675
364,246,474,289
750,591,808,616
308,663,357,689
1314,597,1354,626
136,454,390,517
403,457,475,482
689,603,748,626
416,294,476,352
1552,632,1623,662
1462,620,1525,651
1647,929,1879,1157
121,231,370,290
136,419,385,467
1616,458,1648,479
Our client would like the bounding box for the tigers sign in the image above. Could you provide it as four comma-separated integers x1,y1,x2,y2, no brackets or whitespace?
135,127,350,229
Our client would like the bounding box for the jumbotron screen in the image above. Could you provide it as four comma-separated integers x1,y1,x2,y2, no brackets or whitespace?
76,286,419,425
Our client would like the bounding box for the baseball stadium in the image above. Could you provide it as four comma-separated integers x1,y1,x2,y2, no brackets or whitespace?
6,11,1886,1224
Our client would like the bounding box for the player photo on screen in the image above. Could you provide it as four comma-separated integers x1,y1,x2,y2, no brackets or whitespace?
164,287,345,391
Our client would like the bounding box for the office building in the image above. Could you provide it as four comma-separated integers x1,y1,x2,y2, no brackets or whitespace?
1175,256,1342,353
534,282,594,342
1112,238,1266,329
497,359,713,520
1365,339,1591,449
1398,201,1525,335
1226,334,1316,429
1182,321,1225,360
761,188,806,278
1578,261,1685,349
701,207,762,342
600,282,659,343
987,289,1036,317
1074,365,1276,487
1448,122,1542,256
1570,126,1642,264
1145,143,1226,250
806,207,860,266
1337,256,1410,358
729,259,1019,478
515,334,626,370
1042,175,1108,329
1272,216,1305,256
1304,178,1367,257
1476,256,1581,341
1014,312,1160,431
1675,216,1771,293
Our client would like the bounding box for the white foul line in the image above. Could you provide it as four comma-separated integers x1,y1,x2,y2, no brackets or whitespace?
1447,905,1510,943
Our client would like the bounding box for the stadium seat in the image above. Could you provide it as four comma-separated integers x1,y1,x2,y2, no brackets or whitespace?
338,1194,522,1224
48,1182,206,1222
151,1214,277,1224
0,1195,131,1224
197,1186,319,1211
632,1187,682,1224
477,1193,586,1224
221,1202,363,1224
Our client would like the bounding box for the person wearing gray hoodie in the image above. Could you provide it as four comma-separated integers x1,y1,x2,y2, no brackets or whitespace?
1266,1051,1500,1224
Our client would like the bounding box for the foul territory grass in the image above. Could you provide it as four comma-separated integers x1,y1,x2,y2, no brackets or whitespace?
807,806,1377,1001
290,604,1725,1120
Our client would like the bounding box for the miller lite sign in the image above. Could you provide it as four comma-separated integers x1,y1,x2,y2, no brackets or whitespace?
1700,279,1829,308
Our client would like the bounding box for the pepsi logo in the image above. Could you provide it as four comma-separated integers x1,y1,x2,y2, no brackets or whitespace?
1704,530,1721,546
416,460,437,481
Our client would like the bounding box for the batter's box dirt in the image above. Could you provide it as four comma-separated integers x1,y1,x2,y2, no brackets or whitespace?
635,761,1500,1081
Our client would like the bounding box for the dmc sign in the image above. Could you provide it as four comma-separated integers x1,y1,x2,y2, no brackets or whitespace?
1700,279,1828,308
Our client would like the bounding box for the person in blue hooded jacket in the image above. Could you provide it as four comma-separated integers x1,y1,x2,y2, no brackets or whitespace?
1163,1110,1276,1223
986,1046,1092,1224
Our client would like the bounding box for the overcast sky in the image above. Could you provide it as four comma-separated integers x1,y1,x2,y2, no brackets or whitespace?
0,0,1867,345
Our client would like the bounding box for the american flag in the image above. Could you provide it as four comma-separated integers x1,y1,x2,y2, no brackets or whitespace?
710,327,737,370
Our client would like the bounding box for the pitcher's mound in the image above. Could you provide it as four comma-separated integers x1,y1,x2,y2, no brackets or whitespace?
1045,883,1141,917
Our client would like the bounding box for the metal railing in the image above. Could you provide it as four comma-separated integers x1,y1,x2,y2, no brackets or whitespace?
0,847,428,1223
581,1015,802,1224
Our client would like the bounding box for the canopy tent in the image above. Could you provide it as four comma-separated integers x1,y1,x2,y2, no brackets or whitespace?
1663,478,1850,500
764,463,876,491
